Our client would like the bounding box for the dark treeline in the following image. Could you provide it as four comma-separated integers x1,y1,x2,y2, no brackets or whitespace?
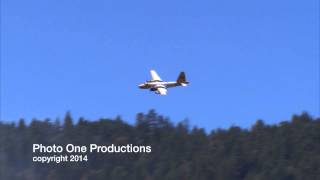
0,110,319,180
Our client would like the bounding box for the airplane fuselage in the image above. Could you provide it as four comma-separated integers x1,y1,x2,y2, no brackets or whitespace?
138,81,178,89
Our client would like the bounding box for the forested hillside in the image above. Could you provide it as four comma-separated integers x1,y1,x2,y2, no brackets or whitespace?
0,110,319,180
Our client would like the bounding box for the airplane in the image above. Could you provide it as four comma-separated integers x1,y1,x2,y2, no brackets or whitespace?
138,70,189,95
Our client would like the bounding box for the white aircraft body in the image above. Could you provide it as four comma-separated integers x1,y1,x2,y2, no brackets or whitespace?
138,70,189,95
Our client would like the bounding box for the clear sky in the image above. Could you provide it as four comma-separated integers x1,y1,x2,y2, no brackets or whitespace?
1,0,319,130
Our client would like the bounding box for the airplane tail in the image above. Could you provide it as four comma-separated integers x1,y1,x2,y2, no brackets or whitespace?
176,72,189,86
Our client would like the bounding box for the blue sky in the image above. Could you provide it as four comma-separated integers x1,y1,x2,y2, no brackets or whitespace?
1,0,319,130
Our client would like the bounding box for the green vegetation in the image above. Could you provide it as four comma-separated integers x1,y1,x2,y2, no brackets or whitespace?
0,110,319,180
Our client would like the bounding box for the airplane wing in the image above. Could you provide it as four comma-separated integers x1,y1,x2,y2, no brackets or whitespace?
150,70,162,81
156,87,167,95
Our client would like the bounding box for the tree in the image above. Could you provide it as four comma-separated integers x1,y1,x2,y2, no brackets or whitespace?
0,111,319,180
